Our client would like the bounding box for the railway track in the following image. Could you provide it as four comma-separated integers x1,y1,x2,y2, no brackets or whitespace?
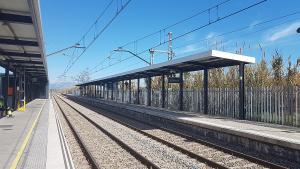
53,95,157,169
61,95,288,169
54,94,224,169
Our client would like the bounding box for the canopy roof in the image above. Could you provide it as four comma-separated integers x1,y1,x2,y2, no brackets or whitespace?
78,50,255,86
0,0,47,80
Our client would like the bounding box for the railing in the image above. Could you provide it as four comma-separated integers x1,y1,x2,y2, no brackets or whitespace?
76,86,300,127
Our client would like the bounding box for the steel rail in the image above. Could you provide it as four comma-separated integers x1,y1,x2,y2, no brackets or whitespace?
52,96,100,169
55,95,159,169
60,95,229,169
67,95,288,169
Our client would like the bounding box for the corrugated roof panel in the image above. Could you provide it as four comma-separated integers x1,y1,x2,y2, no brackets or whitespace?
0,0,29,12
10,23,36,38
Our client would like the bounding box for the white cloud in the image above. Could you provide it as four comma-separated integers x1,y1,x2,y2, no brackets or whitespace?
248,20,260,30
267,21,300,42
176,44,203,55
206,32,216,39
184,33,196,41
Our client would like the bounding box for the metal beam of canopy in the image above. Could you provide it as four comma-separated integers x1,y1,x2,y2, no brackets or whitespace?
0,51,41,58
4,60,43,64
0,38,38,46
0,12,33,24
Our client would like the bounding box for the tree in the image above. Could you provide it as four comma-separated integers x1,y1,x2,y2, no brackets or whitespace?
225,66,238,88
184,72,193,89
209,68,225,88
271,49,284,86
286,56,298,86
245,65,255,87
193,71,203,88
254,57,270,87
73,69,90,84
151,76,162,90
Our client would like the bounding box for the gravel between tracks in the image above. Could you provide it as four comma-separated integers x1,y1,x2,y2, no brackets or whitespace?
53,98,92,169
98,110,268,169
61,96,210,169
55,97,146,169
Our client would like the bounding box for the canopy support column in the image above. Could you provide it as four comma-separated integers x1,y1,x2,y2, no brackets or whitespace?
94,84,97,98
137,78,140,104
204,68,208,114
161,74,166,108
111,82,114,100
239,63,245,119
129,79,131,103
3,67,9,114
147,76,151,106
12,70,17,110
122,80,124,102
179,71,183,111
106,83,109,99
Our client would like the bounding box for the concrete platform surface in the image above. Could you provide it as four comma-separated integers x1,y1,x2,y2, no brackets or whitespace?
128,104,300,150
0,99,71,169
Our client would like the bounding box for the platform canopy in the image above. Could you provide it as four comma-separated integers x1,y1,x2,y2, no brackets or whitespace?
0,0,47,81
78,50,255,86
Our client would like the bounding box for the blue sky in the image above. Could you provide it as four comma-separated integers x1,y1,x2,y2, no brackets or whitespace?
41,0,300,85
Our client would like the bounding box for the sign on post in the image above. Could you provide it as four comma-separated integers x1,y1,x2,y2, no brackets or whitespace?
168,77,181,83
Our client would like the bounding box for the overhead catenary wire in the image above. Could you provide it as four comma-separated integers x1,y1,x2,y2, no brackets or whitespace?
120,0,232,48
90,0,268,74
61,0,132,76
173,11,300,51
89,0,235,72
91,10,300,75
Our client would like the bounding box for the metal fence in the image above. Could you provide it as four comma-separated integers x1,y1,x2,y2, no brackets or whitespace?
86,86,300,127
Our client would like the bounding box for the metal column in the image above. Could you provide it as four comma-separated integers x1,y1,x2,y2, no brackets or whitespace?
99,84,102,99
204,69,208,114
111,82,114,100
179,71,183,111
3,68,9,114
106,83,109,100
94,84,97,98
12,71,17,110
137,78,140,104
128,79,131,103
147,76,151,106
122,80,124,102
239,63,245,119
161,74,166,108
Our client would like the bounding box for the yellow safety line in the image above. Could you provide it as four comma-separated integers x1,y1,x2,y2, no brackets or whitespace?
9,100,46,169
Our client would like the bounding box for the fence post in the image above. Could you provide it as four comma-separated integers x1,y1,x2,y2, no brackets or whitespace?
137,78,140,104
204,69,208,114
147,76,152,106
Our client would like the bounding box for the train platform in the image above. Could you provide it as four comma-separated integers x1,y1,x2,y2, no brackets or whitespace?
0,99,73,169
69,95,300,164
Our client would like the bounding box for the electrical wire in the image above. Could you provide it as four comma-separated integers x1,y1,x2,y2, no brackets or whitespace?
89,0,234,72
61,0,132,76
91,10,300,75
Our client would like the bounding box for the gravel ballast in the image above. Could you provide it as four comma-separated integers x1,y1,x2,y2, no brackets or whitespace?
55,97,146,169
